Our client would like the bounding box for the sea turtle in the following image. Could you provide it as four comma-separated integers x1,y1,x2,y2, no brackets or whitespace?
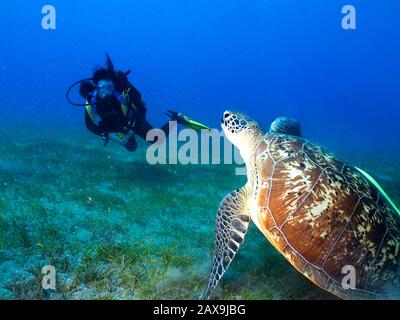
203,110,400,300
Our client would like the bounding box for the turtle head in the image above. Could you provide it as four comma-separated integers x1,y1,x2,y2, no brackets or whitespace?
221,110,263,158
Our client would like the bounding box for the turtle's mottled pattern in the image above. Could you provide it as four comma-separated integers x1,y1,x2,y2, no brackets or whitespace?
254,134,400,299
203,111,400,300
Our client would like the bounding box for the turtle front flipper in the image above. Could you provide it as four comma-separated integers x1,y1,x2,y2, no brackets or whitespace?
269,116,302,137
203,187,250,300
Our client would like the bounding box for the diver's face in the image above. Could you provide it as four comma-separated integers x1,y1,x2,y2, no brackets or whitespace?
97,79,115,99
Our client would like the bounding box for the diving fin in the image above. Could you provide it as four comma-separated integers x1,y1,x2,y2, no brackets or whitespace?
166,110,210,131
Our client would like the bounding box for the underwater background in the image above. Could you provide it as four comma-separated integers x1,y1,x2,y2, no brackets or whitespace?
0,0,399,299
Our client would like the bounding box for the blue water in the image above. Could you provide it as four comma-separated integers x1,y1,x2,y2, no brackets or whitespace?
0,0,399,153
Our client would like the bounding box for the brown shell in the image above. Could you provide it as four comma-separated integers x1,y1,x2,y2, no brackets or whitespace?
254,134,400,299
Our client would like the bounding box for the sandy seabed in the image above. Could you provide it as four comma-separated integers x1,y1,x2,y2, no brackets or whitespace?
0,125,398,300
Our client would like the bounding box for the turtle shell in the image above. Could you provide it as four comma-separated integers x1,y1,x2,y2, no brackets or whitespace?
253,133,400,299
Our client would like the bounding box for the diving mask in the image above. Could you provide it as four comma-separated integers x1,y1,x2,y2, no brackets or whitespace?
97,79,115,98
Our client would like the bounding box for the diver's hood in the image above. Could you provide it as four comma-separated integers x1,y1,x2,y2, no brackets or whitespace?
66,54,131,106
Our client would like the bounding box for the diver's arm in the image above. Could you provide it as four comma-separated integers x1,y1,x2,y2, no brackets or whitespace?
85,111,107,137
127,86,147,120
120,79,147,119
134,118,176,145
114,70,148,119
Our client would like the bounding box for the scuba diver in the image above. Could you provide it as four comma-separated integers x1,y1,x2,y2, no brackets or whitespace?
67,54,209,152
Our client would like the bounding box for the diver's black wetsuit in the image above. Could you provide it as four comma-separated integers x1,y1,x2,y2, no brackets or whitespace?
83,71,170,152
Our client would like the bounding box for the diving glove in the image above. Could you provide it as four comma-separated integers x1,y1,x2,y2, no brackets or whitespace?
105,131,134,146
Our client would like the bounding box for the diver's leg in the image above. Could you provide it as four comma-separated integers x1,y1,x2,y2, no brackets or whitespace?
159,121,176,137
134,119,177,144
124,135,138,152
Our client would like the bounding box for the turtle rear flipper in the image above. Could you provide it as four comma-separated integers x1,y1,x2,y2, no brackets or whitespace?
203,187,250,300
269,116,302,137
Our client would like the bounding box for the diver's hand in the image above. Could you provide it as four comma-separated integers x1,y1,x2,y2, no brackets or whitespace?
101,133,110,146
107,131,134,146
118,130,134,146
108,133,124,144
